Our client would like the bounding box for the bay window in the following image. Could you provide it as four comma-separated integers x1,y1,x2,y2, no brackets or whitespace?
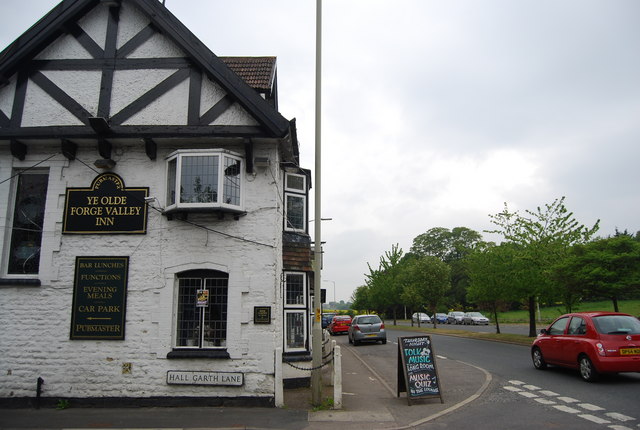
165,150,243,213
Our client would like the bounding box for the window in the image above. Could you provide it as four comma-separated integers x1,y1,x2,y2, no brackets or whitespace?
285,272,306,306
284,172,307,232
165,150,243,212
285,173,306,192
548,317,569,335
285,310,306,351
568,317,586,335
283,272,307,352
285,193,305,231
7,171,48,275
175,270,228,348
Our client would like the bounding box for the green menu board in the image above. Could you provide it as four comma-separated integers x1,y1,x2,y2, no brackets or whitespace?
70,257,129,340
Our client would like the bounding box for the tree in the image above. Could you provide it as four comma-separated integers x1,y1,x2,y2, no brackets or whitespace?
410,227,485,308
487,197,599,336
553,235,640,311
467,243,523,333
364,244,404,322
399,255,451,328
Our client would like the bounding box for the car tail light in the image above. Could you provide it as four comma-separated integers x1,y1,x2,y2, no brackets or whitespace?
380,323,385,330
596,343,606,356
352,324,360,332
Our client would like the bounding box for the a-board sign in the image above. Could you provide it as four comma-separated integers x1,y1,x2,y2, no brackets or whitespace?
397,335,443,405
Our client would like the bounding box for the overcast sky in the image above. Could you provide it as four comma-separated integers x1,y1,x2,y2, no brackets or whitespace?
3,1,639,302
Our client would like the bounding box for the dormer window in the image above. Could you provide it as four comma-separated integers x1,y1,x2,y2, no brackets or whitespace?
165,150,243,213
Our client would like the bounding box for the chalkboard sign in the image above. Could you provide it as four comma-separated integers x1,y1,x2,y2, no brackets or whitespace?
397,335,443,405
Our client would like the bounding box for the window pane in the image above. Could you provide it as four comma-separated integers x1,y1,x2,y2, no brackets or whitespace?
8,173,48,274
222,156,241,206
285,173,305,191
286,312,305,349
166,158,176,205
204,277,228,347
180,155,218,203
176,278,202,347
285,273,305,305
286,194,305,230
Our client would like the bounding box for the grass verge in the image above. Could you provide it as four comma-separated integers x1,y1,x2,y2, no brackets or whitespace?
388,324,534,347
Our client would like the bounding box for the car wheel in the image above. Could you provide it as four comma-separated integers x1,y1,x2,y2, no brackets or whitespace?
348,335,352,344
381,339,387,345
579,355,599,382
531,347,547,370
353,339,360,346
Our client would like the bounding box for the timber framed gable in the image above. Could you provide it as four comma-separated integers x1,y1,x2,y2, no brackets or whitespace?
0,0,292,161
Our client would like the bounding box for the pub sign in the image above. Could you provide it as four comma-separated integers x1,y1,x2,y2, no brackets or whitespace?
63,173,148,234
70,256,129,340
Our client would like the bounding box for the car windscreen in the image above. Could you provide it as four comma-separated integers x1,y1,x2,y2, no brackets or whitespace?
358,316,381,325
592,315,640,335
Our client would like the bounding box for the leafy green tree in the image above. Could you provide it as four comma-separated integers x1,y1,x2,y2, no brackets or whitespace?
351,285,372,313
553,235,640,311
410,227,485,308
399,255,451,328
487,197,599,336
467,243,523,333
365,244,404,323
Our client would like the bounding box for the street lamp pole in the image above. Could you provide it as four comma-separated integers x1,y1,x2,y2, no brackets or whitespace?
311,0,323,406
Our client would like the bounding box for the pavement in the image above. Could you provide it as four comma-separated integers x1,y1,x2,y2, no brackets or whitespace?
0,337,492,430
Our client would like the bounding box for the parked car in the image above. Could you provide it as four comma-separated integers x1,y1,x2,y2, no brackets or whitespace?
531,312,640,382
463,312,489,325
447,311,465,324
321,313,336,329
411,312,431,324
328,315,351,335
348,314,386,345
434,313,448,324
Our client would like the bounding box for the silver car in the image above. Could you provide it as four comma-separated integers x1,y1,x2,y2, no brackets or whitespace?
463,312,489,325
447,311,465,324
348,314,386,346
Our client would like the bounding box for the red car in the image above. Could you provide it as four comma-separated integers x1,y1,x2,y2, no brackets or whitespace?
531,312,640,382
328,315,352,335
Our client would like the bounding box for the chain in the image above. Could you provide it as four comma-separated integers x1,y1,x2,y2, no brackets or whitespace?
285,354,334,371
284,344,335,371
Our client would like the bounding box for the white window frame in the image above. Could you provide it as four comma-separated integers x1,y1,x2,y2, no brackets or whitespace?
284,271,306,307
3,169,49,277
165,149,244,213
284,309,307,352
284,172,306,192
284,193,306,232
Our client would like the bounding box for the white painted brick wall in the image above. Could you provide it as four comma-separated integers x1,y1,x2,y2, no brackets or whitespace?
0,143,285,400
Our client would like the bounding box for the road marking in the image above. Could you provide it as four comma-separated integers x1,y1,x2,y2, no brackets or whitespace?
553,405,581,414
579,403,605,411
436,355,448,359
523,384,540,390
605,412,635,422
557,396,579,403
608,425,634,430
503,386,522,392
508,380,525,385
518,391,538,398
534,398,556,405
539,390,559,396
579,414,611,424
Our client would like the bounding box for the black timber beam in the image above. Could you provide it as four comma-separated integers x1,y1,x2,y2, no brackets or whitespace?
61,139,77,160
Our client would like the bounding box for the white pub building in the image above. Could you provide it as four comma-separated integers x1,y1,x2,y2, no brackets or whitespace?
0,0,314,407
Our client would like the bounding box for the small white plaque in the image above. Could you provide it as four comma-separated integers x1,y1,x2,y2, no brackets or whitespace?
167,371,243,386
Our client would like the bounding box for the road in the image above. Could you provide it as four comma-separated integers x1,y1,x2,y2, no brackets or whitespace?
335,327,640,429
